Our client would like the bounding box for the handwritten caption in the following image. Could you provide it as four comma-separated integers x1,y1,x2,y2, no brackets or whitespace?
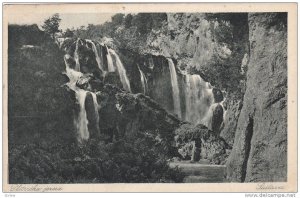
256,183,285,190
10,184,63,192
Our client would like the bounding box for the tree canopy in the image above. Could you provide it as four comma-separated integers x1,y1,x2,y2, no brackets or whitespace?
42,13,61,39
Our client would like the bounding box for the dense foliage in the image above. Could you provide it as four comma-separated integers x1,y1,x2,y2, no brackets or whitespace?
9,132,184,183
8,24,50,47
8,25,75,145
65,13,167,52
202,13,249,96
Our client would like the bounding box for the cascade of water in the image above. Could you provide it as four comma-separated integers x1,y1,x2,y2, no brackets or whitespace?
106,46,115,72
184,74,215,126
109,49,132,93
219,99,227,121
167,58,182,119
64,54,94,142
138,65,147,95
75,90,90,142
91,92,100,134
86,39,104,72
74,39,81,72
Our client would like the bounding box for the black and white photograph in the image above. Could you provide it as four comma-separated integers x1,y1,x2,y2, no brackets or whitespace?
2,3,297,193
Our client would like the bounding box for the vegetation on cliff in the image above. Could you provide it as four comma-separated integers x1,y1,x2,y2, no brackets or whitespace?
8,24,184,183
9,132,184,183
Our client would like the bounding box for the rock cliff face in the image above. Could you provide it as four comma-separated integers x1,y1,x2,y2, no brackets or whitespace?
226,13,287,182
145,13,214,71
220,99,243,147
144,13,249,92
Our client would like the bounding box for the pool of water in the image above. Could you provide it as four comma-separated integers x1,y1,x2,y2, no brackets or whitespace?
169,161,227,183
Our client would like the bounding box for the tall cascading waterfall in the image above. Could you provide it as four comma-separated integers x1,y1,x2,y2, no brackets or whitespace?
86,39,104,72
74,38,81,72
106,46,116,72
91,92,100,133
167,58,182,119
163,57,224,130
108,49,132,93
138,65,148,95
64,53,100,143
82,39,132,93
184,74,215,125
75,89,90,141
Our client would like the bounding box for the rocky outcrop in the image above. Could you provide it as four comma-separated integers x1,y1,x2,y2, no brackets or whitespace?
73,73,182,153
211,104,224,135
145,13,215,70
212,88,223,103
175,123,230,165
220,99,243,147
226,13,287,182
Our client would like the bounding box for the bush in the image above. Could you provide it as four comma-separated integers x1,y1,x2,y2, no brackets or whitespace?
9,132,184,183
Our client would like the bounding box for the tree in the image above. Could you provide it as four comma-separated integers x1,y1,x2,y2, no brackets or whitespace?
42,13,61,39
63,28,74,38
132,13,152,35
111,14,124,25
124,14,133,28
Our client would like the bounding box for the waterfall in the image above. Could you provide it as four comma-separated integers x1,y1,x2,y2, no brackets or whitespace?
109,49,132,93
184,74,215,126
167,58,182,119
219,99,227,121
106,46,115,72
64,54,96,142
138,65,147,95
91,92,100,134
75,90,90,142
86,39,104,72
74,38,80,72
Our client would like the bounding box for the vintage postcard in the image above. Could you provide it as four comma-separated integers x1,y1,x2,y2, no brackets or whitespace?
2,3,297,192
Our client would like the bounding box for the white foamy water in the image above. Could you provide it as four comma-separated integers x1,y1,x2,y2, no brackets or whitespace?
86,39,104,72
185,74,215,126
167,58,182,119
75,89,90,142
64,54,92,142
109,49,132,93
106,46,115,72
91,92,100,134
74,38,81,72
138,65,147,95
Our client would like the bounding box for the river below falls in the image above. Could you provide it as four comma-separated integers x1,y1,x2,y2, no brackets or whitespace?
169,161,227,183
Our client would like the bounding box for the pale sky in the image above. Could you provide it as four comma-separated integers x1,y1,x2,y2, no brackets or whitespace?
8,13,115,30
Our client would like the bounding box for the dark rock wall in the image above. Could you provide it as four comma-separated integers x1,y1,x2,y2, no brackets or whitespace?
226,13,287,182
115,50,176,115
148,56,174,113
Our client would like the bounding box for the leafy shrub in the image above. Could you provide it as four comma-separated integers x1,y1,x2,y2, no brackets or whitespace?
9,132,184,183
